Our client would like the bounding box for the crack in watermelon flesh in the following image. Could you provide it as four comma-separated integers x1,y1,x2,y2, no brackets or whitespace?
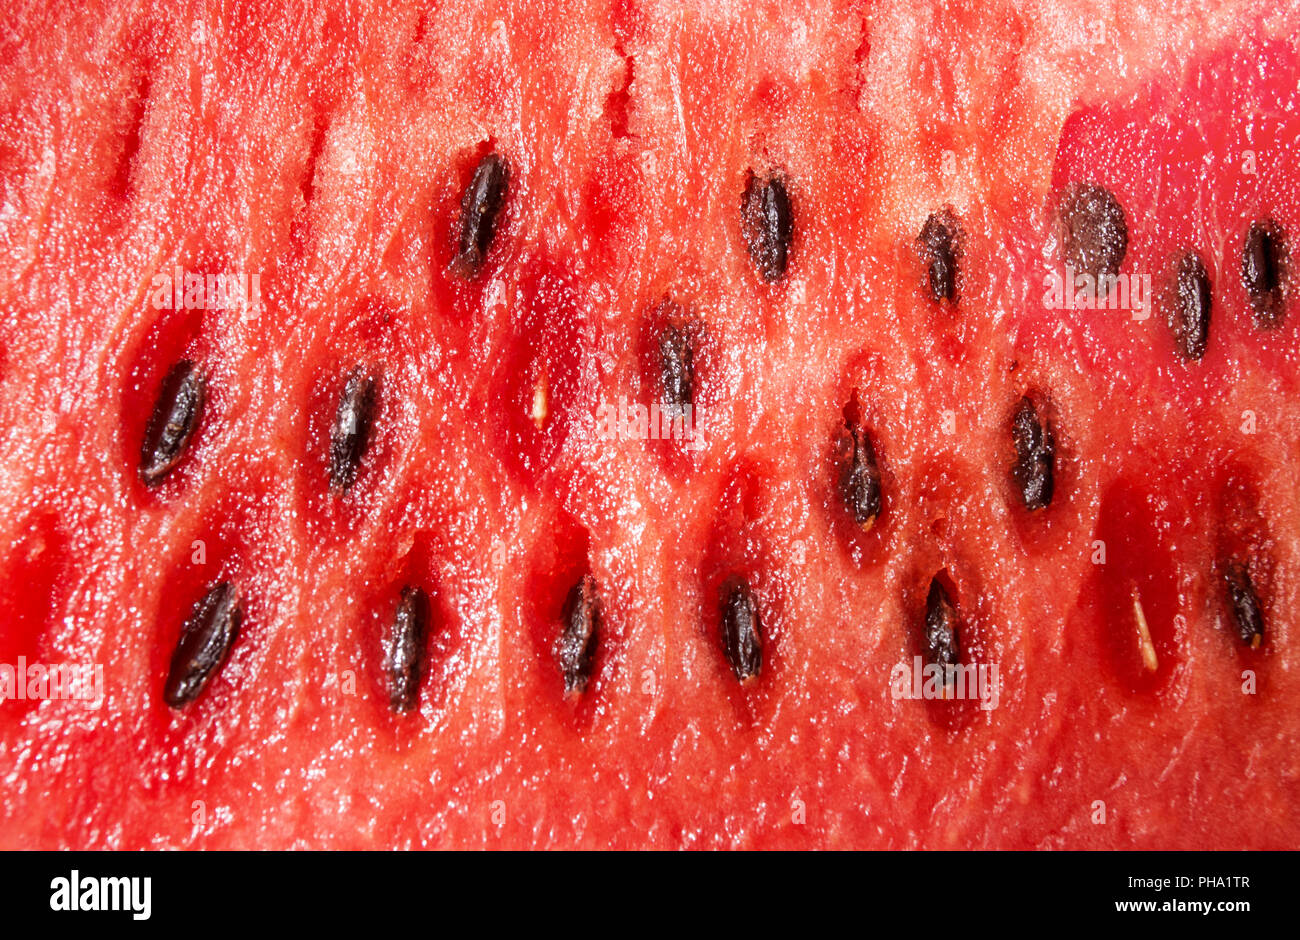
0,0,1298,848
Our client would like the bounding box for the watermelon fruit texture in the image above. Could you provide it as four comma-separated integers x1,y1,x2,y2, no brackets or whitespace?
0,0,1298,849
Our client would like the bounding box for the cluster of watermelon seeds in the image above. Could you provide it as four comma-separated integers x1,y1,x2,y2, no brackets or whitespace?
139,151,1283,713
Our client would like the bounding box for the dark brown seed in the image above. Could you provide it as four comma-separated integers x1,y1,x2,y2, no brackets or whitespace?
1171,251,1212,360
450,152,509,279
918,210,959,303
140,359,205,486
1224,562,1265,649
559,574,600,696
164,581,242,707
1059,182,1128,295
740,171,793,282
1242,219,1286,325
923,577,961,679
329,368,378,494
658,322,695,412
383,585,430,713
721,578,762,683
840,395,882,530
1010,396,1055,512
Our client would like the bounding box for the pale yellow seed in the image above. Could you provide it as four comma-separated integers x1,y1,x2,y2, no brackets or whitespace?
530,367,549,430
1132,588,1159,673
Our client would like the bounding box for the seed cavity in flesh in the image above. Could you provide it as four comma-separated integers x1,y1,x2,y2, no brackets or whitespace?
918,210,959,303
839,392,882,530
1224,562,1265,649
740,171,793,282
450,151,509,279
559,574,600,697
1010,396,1055,512
1242,219,1286,325
658,321,695,413
1059,182,1128,295
384,585,430,713
329,368,379,494
164,581,242,708
1171,251,1212,360
140,359,205,486
923,577,961,686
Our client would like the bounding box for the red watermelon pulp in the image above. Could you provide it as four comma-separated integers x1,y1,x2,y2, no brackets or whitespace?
0,0,1298,849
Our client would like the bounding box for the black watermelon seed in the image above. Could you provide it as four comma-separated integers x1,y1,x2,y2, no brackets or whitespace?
383,585,430,713
450,152,509,279
164,581,242,708
559,574,600,697
918,210,959,303
1171,251,1212,360
740,171,793,282
1010,396,1055,512
1224,562,1265,649
840,394,882,530
923,577,961,677
329,368,378,494
140,359,205,486
721,578,762,683
1242,219,1286,325
1059,182,1128,293
658,322,695,412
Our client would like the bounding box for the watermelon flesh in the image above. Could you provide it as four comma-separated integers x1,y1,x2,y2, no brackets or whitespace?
0,0,1298,848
